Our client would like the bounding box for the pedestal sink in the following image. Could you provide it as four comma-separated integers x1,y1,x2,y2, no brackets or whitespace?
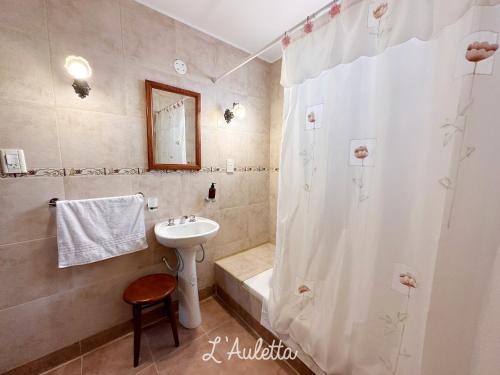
154,217,219,329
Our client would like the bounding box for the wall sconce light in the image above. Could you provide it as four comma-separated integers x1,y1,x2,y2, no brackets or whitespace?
224,102,246,123
64,56,92,99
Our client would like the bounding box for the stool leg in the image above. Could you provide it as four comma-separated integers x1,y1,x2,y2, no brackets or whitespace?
164,296,179,347
132,304,142,367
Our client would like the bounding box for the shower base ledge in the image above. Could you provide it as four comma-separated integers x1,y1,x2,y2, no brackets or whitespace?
214,242,321,375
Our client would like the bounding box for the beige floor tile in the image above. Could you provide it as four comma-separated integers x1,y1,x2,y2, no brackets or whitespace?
144,319,204,361
204,315,295,374
44,358,82,375
136,364,159,375
206,319,258,358
155,334,233,375
42,296,294,375
199,297,233,333
82,334,152,375
225,358,297,374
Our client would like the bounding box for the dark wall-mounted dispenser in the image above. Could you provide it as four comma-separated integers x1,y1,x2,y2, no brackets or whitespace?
205,182,216,202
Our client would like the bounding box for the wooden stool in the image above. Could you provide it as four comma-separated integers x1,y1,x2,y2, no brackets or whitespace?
123,273,179,367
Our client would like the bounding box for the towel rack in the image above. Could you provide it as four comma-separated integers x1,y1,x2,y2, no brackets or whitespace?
49,192,145,207
48,198,59,207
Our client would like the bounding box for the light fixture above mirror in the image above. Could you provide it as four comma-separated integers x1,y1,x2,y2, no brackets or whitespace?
224,102,246,123
64,55,92,99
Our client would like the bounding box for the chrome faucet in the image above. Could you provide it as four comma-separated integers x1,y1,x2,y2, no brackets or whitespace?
167,218,175,226
189,215,196,222
179,215,188,224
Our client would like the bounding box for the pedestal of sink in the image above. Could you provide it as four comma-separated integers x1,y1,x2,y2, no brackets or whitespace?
153,217,219,329
177,247,201,329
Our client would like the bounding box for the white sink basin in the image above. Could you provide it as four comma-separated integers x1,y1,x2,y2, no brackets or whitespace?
154,217,219,329
154,217,219,249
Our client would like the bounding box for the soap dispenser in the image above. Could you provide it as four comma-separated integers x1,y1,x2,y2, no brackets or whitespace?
208,183,216,200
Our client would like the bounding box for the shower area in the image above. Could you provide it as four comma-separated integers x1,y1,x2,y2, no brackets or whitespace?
215,1,500,374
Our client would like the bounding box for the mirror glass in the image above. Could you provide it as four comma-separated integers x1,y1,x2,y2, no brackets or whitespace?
146,81,201,170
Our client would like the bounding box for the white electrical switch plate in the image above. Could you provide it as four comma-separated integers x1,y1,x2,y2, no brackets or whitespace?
1,149,27,174
226,158,235,173
147,197,159,211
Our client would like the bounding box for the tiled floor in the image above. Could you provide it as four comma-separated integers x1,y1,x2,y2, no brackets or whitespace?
41,297,295,375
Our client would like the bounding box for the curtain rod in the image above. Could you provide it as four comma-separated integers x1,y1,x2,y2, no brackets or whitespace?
155,97,187,113
211,1,338,83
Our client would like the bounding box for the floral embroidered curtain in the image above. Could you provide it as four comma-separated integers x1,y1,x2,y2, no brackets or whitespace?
269,2,500,374
281,0,500,87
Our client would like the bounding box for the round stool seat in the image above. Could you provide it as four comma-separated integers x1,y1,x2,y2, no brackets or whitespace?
123,273,176,305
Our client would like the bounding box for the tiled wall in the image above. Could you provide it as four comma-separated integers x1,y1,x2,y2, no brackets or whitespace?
0,0,274,372
269,60,284,244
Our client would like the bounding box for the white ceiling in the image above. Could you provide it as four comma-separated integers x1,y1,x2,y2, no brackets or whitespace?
135,0,331,63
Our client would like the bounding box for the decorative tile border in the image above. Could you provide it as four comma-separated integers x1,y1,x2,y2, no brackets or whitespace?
66,168,107,176
0,166,278,178
28,168,65,177
107,168,143,175
0,168,65,178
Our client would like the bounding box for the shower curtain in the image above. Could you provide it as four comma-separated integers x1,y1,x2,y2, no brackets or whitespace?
269,1,500,374
154,102,187,164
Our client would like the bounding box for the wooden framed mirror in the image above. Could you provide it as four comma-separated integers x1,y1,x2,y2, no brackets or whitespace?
145,80,201,170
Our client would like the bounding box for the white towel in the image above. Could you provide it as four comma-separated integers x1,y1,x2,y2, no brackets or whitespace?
56,194,148,268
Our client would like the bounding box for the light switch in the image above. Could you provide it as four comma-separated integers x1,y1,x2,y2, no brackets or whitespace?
226,158,235,173
1,149,27,174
